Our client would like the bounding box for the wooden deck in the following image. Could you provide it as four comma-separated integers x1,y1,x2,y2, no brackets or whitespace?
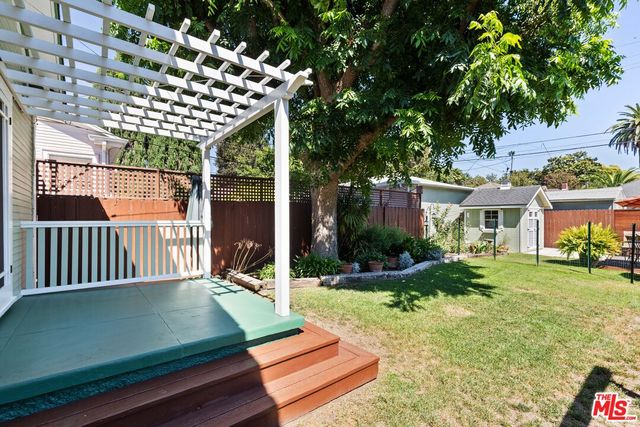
0,278,304,410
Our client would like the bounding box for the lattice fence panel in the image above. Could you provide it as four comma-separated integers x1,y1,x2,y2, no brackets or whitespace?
37,160,195,200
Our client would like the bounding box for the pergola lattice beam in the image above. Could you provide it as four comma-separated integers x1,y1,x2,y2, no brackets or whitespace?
56,0,296,83
0,3,275,97
201,69,312,148
0,30,257,108
5,69,231,125
28,109,201,141
14,86,218,132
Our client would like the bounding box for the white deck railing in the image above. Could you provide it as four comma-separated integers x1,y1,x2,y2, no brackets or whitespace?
20,220,204,295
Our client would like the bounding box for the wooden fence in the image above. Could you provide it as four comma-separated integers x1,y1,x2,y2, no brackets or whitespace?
36,161,423,274
544,209,640,247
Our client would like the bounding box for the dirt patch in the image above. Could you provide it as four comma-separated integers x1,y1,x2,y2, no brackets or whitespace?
443,304,474,318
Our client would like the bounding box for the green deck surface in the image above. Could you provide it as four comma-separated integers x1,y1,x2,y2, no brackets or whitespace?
0,279,304,405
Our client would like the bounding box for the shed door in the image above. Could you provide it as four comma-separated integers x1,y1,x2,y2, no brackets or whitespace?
527,209,539,248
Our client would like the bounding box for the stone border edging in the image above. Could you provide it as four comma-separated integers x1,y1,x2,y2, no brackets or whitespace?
320,258,445,286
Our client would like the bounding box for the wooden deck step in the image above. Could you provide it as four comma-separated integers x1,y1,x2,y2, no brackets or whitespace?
9,324,378,426
164,340,379,426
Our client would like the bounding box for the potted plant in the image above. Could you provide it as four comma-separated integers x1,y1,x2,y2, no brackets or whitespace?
339,261,353,274
367,252,386,273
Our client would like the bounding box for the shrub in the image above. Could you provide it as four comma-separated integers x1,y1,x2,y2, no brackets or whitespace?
294,253,341,278
338,189,371,260
257,262,294,279
398,251,415,270
257,263,276,279
403,236,443,262
354,226,410,256
556,223,621,264
468,241,492,254
431,205,464,253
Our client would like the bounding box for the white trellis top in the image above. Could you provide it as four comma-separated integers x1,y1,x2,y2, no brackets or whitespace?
0,0,312,145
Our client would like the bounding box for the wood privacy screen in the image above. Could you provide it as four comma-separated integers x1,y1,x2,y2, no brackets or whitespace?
544,209,640,247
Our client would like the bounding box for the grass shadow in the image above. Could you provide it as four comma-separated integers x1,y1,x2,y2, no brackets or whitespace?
331,261,495,312
561,366,612,426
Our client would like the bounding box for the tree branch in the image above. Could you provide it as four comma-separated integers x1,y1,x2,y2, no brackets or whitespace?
458,0,482,35
336,0,400,92
331,116,398,181
259,0,287,24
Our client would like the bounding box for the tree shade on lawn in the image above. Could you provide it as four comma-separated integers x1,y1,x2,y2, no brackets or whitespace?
115,0,625,257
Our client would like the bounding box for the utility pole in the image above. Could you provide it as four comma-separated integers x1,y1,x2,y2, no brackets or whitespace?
508,151,515,176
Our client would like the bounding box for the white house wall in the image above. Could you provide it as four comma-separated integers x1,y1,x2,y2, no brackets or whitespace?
11,100,34,295
35,119,100,163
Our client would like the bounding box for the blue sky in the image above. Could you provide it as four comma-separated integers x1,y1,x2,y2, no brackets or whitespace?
454,2,640,177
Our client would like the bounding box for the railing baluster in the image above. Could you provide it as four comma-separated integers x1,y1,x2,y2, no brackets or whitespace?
110,227,116,280
37,228,45,288
165,226,171,275
158,225,164,276
118,226,125,280
101,227,107,282
71,227,79,284
60,227,69,286
170,224,177,275
142,225,148,277
91,226,98,283
25,228,34,289
127,226,133,279
150,224,156,277
50,227,58,288
81,227,89,283
135,226,141,278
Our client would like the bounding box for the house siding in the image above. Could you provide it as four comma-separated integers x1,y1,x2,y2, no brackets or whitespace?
34,119,99,163
422,187,473,236
11,103,34,294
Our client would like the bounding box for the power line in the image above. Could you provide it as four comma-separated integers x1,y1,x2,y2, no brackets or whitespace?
457,137,611,161
459,131,607,157
454,142,611,163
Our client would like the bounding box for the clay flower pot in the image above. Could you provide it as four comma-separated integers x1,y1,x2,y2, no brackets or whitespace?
368,261,384,273
386,256,398,270
340,263,353,274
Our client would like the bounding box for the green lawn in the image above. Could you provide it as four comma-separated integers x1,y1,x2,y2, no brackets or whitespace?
289,254,640,426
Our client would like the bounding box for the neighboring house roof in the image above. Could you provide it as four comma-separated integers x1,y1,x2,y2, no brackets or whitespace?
545,187,622,202
372,176,473,192
460,185,552,208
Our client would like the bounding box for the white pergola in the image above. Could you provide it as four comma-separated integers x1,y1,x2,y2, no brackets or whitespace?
0,0,311,316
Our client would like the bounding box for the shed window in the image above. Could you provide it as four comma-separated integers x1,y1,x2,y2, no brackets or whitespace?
483,210,500,229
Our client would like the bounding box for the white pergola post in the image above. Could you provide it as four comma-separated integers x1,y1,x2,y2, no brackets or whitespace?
201,145,212,279
274,97,290,317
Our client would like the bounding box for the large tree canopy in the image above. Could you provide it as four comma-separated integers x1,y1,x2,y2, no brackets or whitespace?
115,0,624,257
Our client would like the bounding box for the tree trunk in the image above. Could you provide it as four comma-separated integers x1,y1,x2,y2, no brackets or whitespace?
310,178,339,258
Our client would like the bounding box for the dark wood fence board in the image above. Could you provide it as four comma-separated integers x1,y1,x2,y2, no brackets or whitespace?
544,209,640,247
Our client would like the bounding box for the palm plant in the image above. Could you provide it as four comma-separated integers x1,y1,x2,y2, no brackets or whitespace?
608,104,640,155
592,168,640,187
